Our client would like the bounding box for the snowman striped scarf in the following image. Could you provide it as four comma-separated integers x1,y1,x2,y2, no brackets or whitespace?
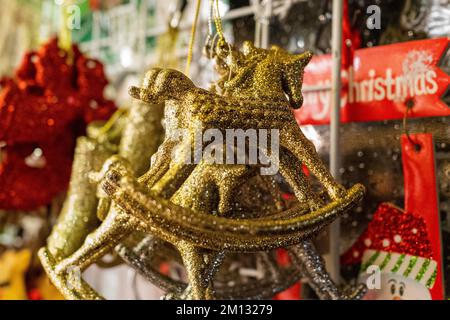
360,249,437,289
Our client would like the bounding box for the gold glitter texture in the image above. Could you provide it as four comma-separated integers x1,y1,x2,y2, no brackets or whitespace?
39,40,364,300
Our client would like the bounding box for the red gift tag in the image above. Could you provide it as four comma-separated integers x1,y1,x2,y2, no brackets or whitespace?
401,133,444,300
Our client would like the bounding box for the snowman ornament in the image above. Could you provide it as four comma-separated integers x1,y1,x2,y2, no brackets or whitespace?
359,249,436,300
342,203,438,300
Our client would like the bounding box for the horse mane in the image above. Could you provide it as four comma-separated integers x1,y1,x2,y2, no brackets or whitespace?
215,41,312,108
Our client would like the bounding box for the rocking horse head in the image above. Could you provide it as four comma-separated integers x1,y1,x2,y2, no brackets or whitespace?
210,40,313,109
129,68,196,104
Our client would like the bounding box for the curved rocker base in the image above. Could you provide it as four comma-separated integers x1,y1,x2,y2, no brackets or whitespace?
101,163,365,252
38,248,104,300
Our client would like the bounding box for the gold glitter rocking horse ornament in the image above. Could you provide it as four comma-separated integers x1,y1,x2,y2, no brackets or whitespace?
39,39,365,300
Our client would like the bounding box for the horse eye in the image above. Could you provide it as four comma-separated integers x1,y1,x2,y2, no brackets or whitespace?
390,283,396,295
399,286,405,296
0,281,11,288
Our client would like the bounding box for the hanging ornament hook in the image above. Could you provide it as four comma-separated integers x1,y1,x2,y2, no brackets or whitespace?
58,0,74,64
402,98,421,152
185,0,202,76
204,0,227,55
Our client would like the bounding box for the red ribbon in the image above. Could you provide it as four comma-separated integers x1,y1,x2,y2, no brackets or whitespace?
401,133,444,299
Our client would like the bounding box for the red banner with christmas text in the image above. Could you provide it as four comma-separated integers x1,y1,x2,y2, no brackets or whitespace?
294,38,450,125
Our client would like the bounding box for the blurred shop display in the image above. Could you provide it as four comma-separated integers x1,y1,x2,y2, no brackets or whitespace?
0,0,449,300
0,0,41,76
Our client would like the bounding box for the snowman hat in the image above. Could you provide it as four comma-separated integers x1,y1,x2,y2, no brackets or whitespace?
342,203,437,289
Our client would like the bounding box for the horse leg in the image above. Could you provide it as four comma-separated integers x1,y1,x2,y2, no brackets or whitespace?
39,208,136,299
177,241,214,300
261,145,347,299
288,241,366,300
258,144,321,211
280,124,345,200
168,162,241,299
278,148,324,210
138,139,177,188
151,162,196,199
55,208,133,273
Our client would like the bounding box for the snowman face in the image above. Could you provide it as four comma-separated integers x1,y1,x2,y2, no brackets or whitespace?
362,273,432,300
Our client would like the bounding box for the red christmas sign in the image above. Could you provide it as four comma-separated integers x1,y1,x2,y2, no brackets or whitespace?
295,38,450,125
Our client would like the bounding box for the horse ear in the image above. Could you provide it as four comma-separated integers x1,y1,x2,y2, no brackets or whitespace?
128,86,142,99
288,51,313,69
269,44,283,51
242,41,255,55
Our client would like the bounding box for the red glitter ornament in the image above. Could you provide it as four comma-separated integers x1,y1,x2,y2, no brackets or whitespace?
0,38,115,145
341,202,433,265
0,134,74,211
0,38,116,211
